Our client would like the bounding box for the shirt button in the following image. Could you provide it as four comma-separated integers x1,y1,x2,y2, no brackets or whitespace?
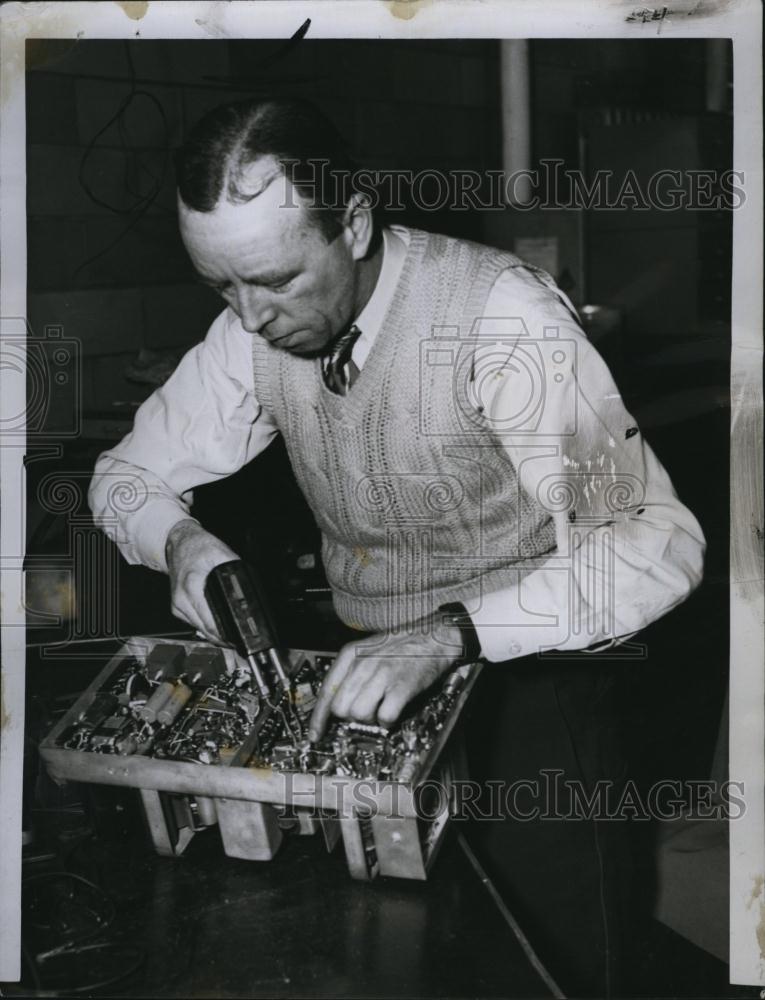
508,641,522,656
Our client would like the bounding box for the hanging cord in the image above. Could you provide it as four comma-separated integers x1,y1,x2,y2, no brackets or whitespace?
74,41,170,280
457,834,566,999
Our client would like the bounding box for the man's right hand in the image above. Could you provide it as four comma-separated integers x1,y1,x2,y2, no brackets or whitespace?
165,519,239,642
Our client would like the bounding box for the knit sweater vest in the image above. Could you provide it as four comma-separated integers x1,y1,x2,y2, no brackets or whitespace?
251,228,557,632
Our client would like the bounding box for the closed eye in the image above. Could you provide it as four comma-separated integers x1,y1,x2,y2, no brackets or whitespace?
268,277,295,292
196,273,297,294
245,273,298,292
196,275,232,295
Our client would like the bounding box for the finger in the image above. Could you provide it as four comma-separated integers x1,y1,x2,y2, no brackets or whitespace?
308,649,355,742
330,657,379,720
172,590,220,643
188,580,224,639
336,669,388,724
170,596,202,633
195,628,226,646
193,604,223,642
377,682,414,727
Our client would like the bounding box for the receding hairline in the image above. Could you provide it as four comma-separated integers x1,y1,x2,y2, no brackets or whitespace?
176,174,337,265
177,156,350,252
176,152,288,212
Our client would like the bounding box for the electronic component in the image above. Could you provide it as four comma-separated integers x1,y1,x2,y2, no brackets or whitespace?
185,648,227,686
57,643,262,765
54,642,465,783
42,639,481,881
156,681,193,726
244,657,466,782
145,644,186,679
77,693,118,730
136,681,175,723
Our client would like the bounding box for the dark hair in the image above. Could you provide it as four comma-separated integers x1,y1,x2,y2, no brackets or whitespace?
175,97,376,245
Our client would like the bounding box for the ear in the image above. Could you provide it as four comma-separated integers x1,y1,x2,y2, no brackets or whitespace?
342,192,375,261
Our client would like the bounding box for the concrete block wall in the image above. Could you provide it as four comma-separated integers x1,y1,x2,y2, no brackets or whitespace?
27,39,501,422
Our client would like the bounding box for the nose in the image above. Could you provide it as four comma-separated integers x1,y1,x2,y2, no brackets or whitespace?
236,286,277,335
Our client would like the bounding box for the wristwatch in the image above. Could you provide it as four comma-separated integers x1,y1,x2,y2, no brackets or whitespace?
438,601,482,663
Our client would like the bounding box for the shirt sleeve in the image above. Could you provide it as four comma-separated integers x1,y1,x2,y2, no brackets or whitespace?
88,308,279,573
463,265,706,663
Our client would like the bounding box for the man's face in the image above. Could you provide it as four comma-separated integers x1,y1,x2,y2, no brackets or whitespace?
179,158,359,356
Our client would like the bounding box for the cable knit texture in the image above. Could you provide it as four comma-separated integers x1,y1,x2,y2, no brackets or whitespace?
252,228,557,631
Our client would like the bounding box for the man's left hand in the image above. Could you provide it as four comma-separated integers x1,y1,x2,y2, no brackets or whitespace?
307,616,463,742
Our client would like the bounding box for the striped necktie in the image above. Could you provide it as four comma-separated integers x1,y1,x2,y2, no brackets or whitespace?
322,324,362,396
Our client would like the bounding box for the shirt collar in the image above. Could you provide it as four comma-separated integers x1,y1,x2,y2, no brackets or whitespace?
351,227,408,365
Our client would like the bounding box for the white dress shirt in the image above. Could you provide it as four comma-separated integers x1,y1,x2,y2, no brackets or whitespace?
89,226,705,662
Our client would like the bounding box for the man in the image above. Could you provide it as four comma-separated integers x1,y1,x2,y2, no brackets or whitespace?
89,98,704,995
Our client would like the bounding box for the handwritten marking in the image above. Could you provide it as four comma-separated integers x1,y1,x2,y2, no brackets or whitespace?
626,6,671,23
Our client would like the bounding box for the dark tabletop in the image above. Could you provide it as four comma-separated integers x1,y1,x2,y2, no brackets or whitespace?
19,819,552,999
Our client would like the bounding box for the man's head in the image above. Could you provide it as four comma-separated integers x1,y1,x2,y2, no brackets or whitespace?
175,98,379,356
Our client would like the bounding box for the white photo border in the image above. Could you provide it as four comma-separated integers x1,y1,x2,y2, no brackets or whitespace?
1,0,762,985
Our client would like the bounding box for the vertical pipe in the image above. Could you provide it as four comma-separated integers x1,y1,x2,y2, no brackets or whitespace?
705,39,730,113
500,40,532,206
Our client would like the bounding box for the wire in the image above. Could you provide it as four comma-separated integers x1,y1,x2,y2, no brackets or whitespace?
457,833,566,999
21,870,145,994
74,41,171,280
23,871,116,947
20,943,43,993
38,942,145,995
77,43,165,214
267,697,303,745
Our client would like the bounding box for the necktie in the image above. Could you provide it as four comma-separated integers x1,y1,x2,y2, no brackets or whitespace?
322,324,362,396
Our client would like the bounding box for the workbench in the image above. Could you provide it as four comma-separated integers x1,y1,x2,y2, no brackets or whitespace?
25,823,555,997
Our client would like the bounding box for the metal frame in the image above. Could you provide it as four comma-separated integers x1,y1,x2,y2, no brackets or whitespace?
40,637,481,880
